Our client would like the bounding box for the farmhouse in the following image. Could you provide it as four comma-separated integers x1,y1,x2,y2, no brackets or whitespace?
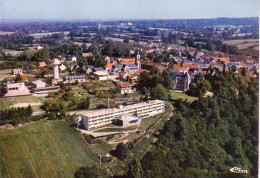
116,82,134,94
82,52,93,58
79,100,165,130
12,68,23,75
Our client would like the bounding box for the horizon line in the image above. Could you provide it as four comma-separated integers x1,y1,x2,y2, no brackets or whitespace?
1,16,259,22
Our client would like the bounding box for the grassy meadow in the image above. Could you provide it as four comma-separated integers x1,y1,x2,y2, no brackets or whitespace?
223,39,259,50
170,90,198,102
0,95,45,111
0,120,96,178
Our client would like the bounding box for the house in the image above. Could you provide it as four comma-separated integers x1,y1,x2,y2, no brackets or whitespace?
82,52,93,58
94,67,105,72
146,49,156,53
86,65,94,74
116,82,134,94
32,80,46,88
104,56,110,62
119,71,128,80
31,80,60,94
112,64,124,72
39,62,46,67
68,55,77,62
123,64,139,74
12,68,23,75
68,64,76,71
93,71,109,80
21,75,28,81
219,57,230,63
141,62,166,73
4,82,31,97
171,71,191,91
121,58,135,65
59,64,67,71
128,74,138,83
106,63,116,71
63,75,87,83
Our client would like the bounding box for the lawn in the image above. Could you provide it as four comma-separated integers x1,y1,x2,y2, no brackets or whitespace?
139,113,164,131
223,39,259,50
88,143,114,155
0,95,46,111
170,90,198,102
28,31,70,39
0,120,96,178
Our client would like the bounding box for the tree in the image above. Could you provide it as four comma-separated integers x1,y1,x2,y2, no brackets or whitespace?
80,98,90,110
0,86,7,96
114,143,130,160
26,105,33,116
162,70,173,90
151,84,168,101
15,74,22,82
128,159,144,178
74,165,109,178
45,77,53,86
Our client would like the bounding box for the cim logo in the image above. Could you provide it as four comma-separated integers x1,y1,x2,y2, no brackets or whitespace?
230,167,248,174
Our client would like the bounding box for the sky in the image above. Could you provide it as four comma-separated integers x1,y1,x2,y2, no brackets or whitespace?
0,0,259,20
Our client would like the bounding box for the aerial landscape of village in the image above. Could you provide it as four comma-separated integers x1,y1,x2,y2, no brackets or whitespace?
0,0,259,177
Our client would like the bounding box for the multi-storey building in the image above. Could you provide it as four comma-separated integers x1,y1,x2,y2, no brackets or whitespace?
80,100,165,130
4,82,31,97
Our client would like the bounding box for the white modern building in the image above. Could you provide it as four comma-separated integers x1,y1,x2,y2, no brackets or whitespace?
80,100,165,130
93,71,109,80
4,82,31,97
117,115,140,127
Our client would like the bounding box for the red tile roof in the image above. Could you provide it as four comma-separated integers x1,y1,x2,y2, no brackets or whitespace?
106,63,115,69
219,57,230,63
121,58,135,65
82,52,93,57
39,62,46,67
136,70,146,76
119,82,131,88
129,74,137,80
21,75,28,81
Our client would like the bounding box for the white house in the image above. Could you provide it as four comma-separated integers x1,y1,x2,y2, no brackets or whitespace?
68,55,77,62
12,68,23,75
93,71,109,81
116,82,134,94
59,64,67,71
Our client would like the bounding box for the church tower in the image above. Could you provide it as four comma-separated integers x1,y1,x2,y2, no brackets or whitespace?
135,50,141,71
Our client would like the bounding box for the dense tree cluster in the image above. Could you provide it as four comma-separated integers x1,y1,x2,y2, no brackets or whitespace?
138,69,172,100
0,105,33,125
141,72,258,177
74,165,109,178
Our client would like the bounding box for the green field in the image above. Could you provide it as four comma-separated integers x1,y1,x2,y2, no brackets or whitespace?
0,95,45,111
0,120,96,178
139,113,163,131
28,31,70,39
223,39,259,50
0,31,15,35
170,90,198,102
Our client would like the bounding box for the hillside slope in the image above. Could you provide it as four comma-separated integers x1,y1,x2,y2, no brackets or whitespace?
0,120,96,178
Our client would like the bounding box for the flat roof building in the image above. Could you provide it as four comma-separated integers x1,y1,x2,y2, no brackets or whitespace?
4,82,31,97
80,100,165,130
